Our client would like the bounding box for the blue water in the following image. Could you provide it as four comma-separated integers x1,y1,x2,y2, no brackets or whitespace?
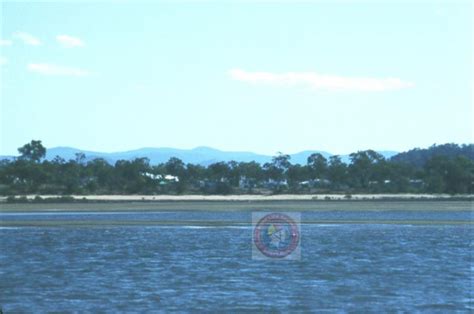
1,209,471,222
1,210,473,312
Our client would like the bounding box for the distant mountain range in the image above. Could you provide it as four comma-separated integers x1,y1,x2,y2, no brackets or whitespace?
0,146,399,165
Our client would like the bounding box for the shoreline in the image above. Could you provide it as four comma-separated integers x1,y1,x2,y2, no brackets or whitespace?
0,194,472,213
1,193,473,203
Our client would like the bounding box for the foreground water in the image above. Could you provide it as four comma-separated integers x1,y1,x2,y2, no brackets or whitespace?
1,205,473,312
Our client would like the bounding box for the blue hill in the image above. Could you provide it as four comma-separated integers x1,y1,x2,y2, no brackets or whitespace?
1,146,398,165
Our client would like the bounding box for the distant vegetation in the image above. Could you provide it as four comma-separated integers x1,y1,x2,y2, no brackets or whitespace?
0,140,472,196
391,143,474,168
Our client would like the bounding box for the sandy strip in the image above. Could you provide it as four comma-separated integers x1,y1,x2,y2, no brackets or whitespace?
1,194,472,202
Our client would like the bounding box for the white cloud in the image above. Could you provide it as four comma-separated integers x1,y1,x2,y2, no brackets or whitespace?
27,63,90,77
0,39,12,46
228,69,415,92
0,57,7,66
13,32,41,46
56,35,84,48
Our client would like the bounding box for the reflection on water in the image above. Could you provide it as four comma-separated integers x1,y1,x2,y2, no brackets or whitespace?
0,209,473,311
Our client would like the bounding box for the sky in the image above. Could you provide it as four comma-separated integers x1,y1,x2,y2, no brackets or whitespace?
0,0,472,156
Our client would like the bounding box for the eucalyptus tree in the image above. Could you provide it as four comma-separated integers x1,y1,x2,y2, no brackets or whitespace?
348,150,385,189
327,155,347,189
18,140,46,163
307,153,328,180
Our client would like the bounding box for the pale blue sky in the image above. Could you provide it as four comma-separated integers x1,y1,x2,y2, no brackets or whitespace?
0,1,472,156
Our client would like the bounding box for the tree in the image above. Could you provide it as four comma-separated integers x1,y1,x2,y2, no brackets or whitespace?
348,150,384,189
75,153,86,165
287,164,309,191
207,162,231,182
239,161,263,182
6,159,48,193
18,140,46,162
87,158,114,192
226,161,241,187
445,156,474,194
1,139,472,196
165,157,186,178
265,153,291,181
186,163,206,183
391,143,474,168
424,155,474,194
206,162,232,194
384,162,414,193
307,153,327,180
272,152,291,172
163,158,187,194
113,158,152,193
327,155,347,189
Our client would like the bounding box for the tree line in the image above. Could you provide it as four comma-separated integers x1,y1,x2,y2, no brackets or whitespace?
0,140,472,196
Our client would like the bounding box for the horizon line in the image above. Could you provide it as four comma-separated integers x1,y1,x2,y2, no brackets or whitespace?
1,142,472,158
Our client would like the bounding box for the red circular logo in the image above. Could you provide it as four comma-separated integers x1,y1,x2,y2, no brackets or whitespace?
253,213,300,258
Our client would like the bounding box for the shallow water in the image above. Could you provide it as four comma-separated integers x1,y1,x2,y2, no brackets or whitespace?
1,208,473,312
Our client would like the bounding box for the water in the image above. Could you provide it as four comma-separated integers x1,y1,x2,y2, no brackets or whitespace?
1,207,473,312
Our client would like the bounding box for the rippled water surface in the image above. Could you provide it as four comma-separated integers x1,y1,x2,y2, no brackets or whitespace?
1,205,473,312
